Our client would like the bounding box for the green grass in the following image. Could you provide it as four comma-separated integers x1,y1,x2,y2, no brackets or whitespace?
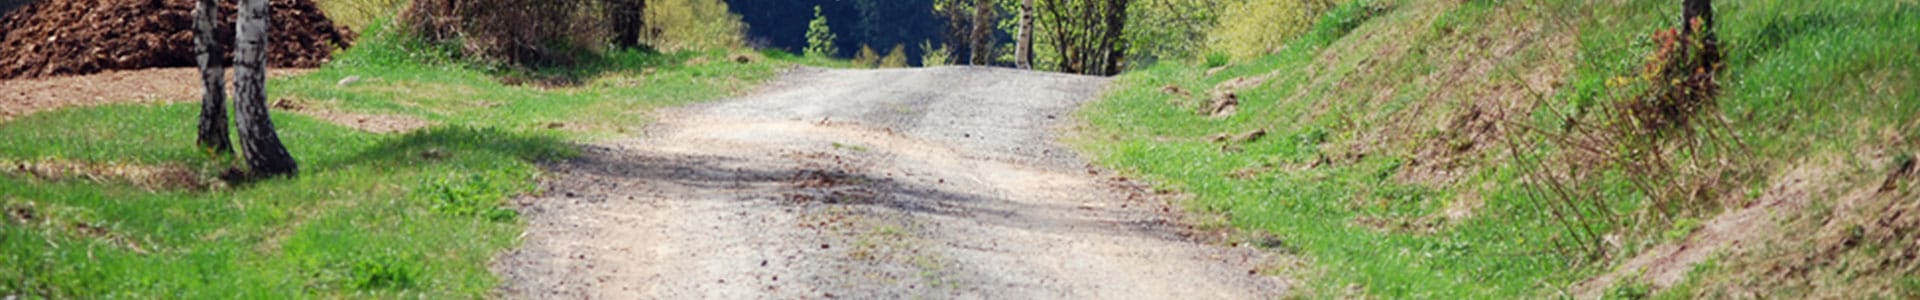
1075,0,1918,298
0,18,793,297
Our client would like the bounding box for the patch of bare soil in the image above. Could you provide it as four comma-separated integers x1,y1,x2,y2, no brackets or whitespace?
1578,134,1920,299
1571,163,1827,298
0,67,311,121
270,98,430,133
1682,140,1920,298
0,67,415,133
0,0,351,80
300,110,430,133
494,67,1290,298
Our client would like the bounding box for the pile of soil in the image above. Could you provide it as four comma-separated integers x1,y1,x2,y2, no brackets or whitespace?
0,0,353,80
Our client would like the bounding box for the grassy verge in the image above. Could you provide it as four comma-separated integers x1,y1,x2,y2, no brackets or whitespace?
1073,0,1917,298
0,19,791,297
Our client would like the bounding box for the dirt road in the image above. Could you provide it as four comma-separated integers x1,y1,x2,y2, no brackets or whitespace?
494,67,1289,299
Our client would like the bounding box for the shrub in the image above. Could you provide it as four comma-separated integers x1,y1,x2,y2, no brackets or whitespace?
401,0,599,66
920,41,953,66
314,0,407,32
853,44,881,68
1208,0,1336,59
880,44,910,68
1122,0,1225,63
644,0,748,51
1302,0,1388,45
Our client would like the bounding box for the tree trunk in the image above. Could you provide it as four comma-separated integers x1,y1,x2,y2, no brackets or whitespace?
610,0,647,50
192,0,230,154
1680,0,1720,71
1098,0,1128,75
968,0,994,65
1015,0,1033,69
234,0,299,177
1680,0,1714,37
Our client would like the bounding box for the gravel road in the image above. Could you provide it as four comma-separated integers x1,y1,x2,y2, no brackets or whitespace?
493,66,1289,299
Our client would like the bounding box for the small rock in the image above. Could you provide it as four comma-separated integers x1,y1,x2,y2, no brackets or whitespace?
337,75,361,87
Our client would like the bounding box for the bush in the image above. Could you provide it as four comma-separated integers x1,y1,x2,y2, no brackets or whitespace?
1123,0,1225,63
644,0,748,51
1208,0,1335,58
920,41,952,66
1303,0,1389,45
401,0,600,67
853,44,881,68
880,44,910,68
396,0,747,67
314,0,407,32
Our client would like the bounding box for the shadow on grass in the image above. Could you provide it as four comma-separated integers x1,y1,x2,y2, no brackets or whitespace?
498,49,698,88
316,126,576,171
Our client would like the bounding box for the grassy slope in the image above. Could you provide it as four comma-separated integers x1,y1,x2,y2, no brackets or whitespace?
1076,0,1918,298
0,20,787,297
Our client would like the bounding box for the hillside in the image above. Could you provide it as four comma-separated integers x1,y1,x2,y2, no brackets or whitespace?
1075,0,1918,298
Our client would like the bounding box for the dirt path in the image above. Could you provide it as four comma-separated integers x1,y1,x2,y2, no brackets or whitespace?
0,68,310,121
494,67,1289,299
0,67,431,132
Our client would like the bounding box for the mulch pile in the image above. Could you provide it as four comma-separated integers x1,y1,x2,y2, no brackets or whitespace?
0,0,353,80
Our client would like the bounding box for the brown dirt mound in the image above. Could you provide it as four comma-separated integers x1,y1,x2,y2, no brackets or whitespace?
0,0,352,80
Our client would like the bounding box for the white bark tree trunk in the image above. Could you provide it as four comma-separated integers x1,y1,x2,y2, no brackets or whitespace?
1016,0,1033,69
234,0,299,177
193,0,230,154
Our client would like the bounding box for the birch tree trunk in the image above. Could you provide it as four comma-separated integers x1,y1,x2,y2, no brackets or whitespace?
1016,0,1033,69
234,0,299,177
193,0,231,154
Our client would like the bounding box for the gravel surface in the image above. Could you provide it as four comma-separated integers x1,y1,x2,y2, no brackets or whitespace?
494,66,1290,299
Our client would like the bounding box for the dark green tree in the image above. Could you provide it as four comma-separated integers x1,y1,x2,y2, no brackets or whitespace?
806,6,839,57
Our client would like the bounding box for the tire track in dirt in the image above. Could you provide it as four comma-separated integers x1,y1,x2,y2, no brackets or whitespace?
494,66,1289,299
